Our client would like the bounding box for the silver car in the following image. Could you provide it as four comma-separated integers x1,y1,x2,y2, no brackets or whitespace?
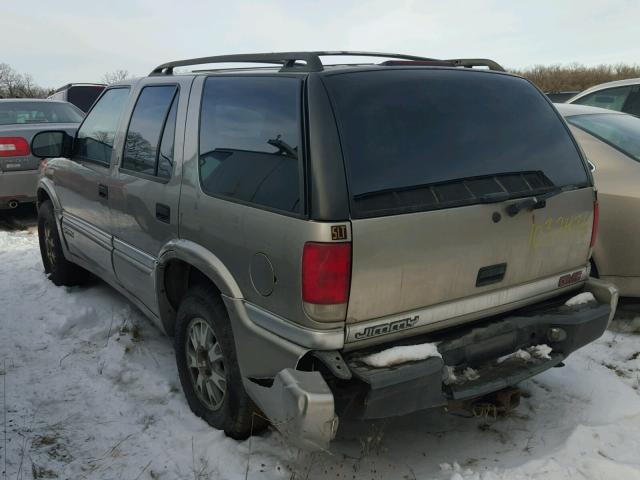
0,99,82,209
567,77,640,117
557,103,640,296
29,52,617,450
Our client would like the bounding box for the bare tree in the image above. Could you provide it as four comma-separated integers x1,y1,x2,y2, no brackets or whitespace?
0,63,50,98
102,69,131,85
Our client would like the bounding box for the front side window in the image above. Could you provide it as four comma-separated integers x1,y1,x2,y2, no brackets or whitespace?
567,113,640,162
573,86,632,112
76,88,130,164
199,76,302,214
122,85,178,178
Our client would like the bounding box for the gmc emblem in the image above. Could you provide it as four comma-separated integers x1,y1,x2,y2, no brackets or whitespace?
558,271,583,287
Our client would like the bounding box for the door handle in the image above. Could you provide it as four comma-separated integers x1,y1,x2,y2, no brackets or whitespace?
156,203,170,223
98,184,108,199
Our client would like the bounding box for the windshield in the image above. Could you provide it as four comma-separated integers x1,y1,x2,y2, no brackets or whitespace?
567,113,640,162
0,101,83,125
324,69,590,217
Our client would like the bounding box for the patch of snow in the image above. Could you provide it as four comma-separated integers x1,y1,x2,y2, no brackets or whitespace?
3,227,640,479
361,342,441,368
445,366,480,385
565,291,596,306
462,367,479,381
530,343,553,360
497,348,532,364
497,344,554,364
444,365,458,385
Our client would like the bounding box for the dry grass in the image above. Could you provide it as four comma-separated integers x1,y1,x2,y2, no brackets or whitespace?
509,63,640,93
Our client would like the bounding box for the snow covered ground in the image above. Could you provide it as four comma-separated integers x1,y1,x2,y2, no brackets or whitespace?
1,223,640,479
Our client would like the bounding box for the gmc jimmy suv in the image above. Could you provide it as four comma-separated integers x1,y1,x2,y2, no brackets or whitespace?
30,51,618,450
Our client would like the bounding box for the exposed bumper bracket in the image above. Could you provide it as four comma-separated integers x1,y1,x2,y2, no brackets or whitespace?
245,369,338,451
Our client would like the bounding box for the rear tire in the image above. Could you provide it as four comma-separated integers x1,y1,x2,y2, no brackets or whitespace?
175,284,268,439
37,200,88,286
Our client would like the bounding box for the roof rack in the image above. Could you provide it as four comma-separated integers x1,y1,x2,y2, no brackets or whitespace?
150,51,503,75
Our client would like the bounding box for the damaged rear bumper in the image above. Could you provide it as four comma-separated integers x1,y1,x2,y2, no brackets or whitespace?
228,279,617,451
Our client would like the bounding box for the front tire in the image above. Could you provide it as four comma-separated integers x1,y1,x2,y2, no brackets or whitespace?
37,200,88,286
175,285,267,439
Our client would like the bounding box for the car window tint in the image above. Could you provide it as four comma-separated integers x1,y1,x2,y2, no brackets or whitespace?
158,95,178,179
568,113,640,162
573,86,632,112
324,70,589,218
199,76,302,213
122,85,177,177
76,88,130,164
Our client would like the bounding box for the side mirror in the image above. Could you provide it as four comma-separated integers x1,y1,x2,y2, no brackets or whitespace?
31,131,72,158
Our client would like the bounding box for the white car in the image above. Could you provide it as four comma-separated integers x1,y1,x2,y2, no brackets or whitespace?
567,78,640,117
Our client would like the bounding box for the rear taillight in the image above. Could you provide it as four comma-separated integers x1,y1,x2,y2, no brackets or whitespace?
302,242,351,321
0,137,30,157
590,199,599,248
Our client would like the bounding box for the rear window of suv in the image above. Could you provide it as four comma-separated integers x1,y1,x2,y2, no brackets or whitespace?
324,69,590,217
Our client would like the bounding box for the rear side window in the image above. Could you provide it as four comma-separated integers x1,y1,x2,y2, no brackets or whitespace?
76,88,130,165
622,88,640,116
324,70,590,217
122,85,178,178
199,76,302,214
573,86,632,112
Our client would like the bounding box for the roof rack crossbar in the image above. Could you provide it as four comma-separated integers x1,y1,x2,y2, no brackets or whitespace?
150,51,443,75
445,58,505,72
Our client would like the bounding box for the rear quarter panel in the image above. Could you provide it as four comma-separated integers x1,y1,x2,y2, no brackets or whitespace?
570,125,640,278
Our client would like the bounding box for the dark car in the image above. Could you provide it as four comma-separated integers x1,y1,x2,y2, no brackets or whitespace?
48,83,106,113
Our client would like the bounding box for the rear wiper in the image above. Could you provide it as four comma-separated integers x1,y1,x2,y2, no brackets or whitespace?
505,186,566,217
267,135,297,158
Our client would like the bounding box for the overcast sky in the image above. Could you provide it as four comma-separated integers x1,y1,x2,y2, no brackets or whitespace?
2,0,639,88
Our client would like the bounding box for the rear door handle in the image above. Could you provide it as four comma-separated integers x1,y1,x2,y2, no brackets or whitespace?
98,184,108,199
156,203,170,223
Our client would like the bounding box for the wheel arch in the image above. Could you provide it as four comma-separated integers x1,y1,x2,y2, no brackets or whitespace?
36,178,62,211
155,239,243,336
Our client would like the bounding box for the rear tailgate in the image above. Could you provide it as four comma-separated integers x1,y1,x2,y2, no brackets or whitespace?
323,68,594,343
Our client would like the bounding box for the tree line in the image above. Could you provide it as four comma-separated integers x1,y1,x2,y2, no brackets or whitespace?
0,63,130,99
511,63,640,92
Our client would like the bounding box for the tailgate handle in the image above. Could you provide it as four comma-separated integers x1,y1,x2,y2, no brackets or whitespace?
476,263,507,287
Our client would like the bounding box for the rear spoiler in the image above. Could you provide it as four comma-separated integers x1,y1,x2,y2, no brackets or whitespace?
445,58,505,72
